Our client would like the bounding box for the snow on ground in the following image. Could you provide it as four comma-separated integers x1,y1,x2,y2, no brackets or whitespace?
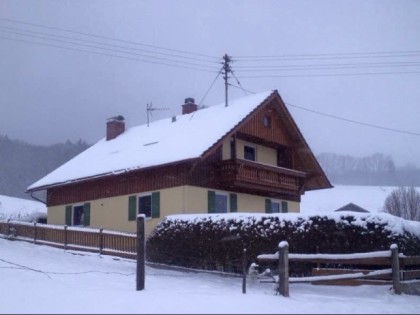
0,194,46,222
1,185,420,313
1,238,419,314
300,184,409,214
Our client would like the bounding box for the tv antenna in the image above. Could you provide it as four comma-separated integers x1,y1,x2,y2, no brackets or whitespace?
146,102,169,127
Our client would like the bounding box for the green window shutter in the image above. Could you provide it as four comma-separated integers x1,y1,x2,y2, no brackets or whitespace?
65,205,72,226
230,193,238,212
128,195,137,221
152,192,160,218
265,199,272,213
281,201,288,213
83,202,91,226
208,191,216,213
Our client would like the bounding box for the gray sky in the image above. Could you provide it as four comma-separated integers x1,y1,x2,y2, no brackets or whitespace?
0,0,419,167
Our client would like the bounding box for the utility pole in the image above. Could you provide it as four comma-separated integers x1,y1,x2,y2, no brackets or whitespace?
223,53,231,107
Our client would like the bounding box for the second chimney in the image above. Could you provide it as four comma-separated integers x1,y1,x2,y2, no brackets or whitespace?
182,97,198,115
106,115,125,141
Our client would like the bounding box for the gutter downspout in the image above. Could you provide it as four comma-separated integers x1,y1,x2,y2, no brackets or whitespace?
29,190,46,205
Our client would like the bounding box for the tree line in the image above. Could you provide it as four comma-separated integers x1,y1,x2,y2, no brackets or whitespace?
0,135,90,200
316,152,420,186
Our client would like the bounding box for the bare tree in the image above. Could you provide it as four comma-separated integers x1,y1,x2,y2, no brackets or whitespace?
383,186,420,221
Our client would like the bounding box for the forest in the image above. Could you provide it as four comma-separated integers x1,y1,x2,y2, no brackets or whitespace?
1,134,419,201
0,135,89,200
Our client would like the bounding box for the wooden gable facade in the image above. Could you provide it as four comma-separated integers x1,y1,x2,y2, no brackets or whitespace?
29,90,331,235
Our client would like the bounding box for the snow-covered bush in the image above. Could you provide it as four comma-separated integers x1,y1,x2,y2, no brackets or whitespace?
146,213,420,274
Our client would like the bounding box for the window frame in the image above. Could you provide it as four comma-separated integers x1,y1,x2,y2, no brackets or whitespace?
244,144,257,161
214,191,229,213
138,193,153,219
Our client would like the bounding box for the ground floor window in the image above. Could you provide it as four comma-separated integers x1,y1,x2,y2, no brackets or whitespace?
138,194,152,218
266,199,288,213
128,192,160,221
208,191,237,213
65,203,90,226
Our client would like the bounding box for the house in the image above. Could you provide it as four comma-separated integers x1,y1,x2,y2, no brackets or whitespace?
27,90,332,235
334,202,370,213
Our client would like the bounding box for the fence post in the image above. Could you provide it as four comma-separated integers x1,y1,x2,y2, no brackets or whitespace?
33,222,37,244
136,215,145,291
278,241,289,297
99,228,104,255
7,219,10,236
242,248,247,294
64,225,68,250
390,244,401,295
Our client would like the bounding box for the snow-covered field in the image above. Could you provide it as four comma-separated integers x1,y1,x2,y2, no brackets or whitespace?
300,184,405,214
1,238,419,314
1,185,420,314
0,194,46,222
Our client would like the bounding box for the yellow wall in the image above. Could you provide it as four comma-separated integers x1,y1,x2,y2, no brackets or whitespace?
47,185,300,236
222,138,277,166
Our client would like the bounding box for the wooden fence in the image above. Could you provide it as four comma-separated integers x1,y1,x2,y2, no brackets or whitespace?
0,220,137,259
257,241,420,297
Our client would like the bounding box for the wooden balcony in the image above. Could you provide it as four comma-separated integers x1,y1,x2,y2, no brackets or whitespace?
217,159,306,194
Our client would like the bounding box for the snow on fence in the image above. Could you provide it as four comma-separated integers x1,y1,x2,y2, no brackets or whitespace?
0,220,137,259
257,241,420,297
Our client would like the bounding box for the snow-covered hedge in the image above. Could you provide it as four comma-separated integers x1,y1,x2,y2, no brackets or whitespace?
146,212,420,273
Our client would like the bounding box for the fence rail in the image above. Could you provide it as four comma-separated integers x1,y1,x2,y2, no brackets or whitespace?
0,220,137,259
257,241,420,297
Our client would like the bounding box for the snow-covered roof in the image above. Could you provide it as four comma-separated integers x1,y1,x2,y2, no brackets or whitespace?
28,90,274,190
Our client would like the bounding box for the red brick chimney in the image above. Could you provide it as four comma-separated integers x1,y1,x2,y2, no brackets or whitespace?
182,97,198,115
106,115,125,141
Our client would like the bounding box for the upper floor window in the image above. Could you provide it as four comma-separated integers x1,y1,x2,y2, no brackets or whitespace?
263,115,272,128
244,145,256,161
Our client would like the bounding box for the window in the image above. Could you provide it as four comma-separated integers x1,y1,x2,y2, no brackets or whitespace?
73,205,84,225
208,191,231,213
128,192,160,221
271,201,280,213
263,115,272,128
65,203,90,226
265,199,288,213
215,193,228,213
244,145,256,161
138,194,152,218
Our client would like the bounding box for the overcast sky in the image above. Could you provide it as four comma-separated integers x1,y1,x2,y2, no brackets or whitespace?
0,0,419,167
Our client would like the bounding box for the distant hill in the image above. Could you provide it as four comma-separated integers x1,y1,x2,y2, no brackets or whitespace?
0,135,90,200
316,152,420,186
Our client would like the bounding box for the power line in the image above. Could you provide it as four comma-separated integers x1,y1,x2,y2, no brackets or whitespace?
0,25,220,66
236,71,420,78
0,35,219,73
197,66,224,106
234,61,420,70
230,69,248,96
0,27,220,71
285,102,420,137
233,62,420,72
233,50,420,60
0,17,219,61
227,83,255,95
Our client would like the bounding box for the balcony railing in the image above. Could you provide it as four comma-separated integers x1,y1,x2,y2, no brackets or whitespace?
218,159,306,193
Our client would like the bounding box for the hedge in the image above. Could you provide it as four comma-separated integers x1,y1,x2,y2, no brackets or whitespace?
146,212,420,275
